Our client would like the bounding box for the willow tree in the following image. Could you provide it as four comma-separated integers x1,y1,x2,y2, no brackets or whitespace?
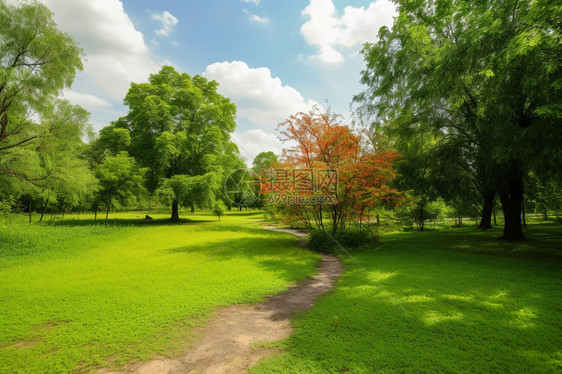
35,99,97,221
0,0,83,183
110,66,239,220
355,0,562,240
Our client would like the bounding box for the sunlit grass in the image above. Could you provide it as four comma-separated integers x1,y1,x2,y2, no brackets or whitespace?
0,211,320,373
252,222,562,373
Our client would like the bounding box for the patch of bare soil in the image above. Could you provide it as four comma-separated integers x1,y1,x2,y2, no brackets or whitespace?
99,226,342,374
11,340,40,349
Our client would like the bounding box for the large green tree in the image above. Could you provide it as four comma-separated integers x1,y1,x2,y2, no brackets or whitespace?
35,99,97,221
355,0,562,240
0,0,83,183
110,66,239,220
0,97,97,220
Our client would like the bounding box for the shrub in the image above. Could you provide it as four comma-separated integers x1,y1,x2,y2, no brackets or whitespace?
337,229,371,248
308,230,335,254
307,229,372,254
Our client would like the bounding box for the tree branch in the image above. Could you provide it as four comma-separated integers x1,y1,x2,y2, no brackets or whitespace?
0,166,45,187
0,136,38,151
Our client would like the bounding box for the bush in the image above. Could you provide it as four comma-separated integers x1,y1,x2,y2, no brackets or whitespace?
308,230,336,254
307,229,372,254
337,229,371,248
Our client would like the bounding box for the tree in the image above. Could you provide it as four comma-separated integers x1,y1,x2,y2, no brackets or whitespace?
355,0,562,240
213,201,226,221
109,66,239,220
252,151,278,175
246,151,278,209
269,108,402,234
0,0,83,182
36,99,97,220
156,173,219,220
95,152,146,220
85,126,131,168
525,173,562,220
0,97,97,221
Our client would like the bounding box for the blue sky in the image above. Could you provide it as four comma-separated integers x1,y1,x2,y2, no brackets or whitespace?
37,0,396,162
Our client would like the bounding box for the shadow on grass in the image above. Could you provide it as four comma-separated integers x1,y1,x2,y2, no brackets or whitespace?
258,226,562,373
44,211,265,228
45,217,211,227
164,233,316,283
380,224,562,262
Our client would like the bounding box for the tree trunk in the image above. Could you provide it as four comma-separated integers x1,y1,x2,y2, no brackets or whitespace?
522,199,526,228
543,209,547,220
479,189,495,229
39,198,49,223
499,165,524,240
190,203,194,213
331,211,338,235
94,209,97,221
105,197,111,220
171,200,179,221
28,197,32,224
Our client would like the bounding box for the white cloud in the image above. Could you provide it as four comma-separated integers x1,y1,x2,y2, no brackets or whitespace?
232,129,283,164
204,61,319,128
249,14,270,24
62,90,111,108
151,10,179,37
301,0,396,64
39,0,160,101
242,0,260,5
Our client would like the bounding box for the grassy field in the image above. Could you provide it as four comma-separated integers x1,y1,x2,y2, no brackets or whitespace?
252,221,562,373
2,212,560,373
0,211,320,373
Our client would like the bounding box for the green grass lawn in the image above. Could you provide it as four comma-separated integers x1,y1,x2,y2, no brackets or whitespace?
252,222,562,373
0,211,320,373
2,212,560,374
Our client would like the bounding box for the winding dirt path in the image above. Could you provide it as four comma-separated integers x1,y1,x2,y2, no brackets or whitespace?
100,226,342,374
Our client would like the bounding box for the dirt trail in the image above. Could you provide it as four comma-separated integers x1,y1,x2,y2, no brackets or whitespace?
99,226,342,374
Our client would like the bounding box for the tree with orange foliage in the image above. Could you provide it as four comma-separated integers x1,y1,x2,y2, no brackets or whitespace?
266,108,401,235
